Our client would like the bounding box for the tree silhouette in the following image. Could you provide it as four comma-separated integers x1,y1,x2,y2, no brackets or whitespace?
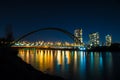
5,24,14,42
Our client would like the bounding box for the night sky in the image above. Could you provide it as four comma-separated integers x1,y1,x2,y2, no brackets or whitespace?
0,0,120,43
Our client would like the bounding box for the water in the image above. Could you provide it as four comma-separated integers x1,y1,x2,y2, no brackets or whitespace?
18,48,120,80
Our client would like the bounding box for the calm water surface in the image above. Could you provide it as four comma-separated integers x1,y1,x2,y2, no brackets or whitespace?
18,48,120,80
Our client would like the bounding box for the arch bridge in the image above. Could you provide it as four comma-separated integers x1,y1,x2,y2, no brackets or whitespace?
10,27,85,49
15,27,81,43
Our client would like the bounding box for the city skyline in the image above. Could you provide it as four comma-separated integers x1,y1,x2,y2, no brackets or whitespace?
0,26,113,45
0,0,120,43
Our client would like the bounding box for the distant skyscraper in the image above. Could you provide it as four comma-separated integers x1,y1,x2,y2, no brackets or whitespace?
105,35,112,46
89,32,99,47
74,28,83,45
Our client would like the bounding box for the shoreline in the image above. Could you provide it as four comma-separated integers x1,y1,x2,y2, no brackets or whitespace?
0,47,65,80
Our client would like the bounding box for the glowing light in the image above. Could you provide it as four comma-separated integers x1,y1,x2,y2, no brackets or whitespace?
66,51,71,64
74,51,77,73
57,50,62,65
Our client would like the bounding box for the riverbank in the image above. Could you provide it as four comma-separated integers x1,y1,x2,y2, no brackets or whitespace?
0,47,65,80
12,46,80,51
87,46,120,52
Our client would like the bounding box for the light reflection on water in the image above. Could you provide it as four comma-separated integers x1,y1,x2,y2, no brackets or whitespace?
18,48,114,80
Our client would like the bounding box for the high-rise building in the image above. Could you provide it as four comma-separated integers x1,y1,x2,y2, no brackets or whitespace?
89,32,99,47
105,35,112,46
74,28,83,45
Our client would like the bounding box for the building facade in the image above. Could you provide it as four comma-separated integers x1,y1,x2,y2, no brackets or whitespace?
89,32,99,47
74,28,83,45
105,35,112,46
